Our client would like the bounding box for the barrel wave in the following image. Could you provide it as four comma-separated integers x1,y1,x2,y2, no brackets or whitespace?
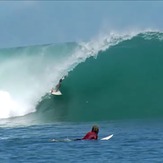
1,30,163,123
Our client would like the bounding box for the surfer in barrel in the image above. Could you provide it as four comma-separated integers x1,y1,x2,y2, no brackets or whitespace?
50,78,63,94
55,78,63,92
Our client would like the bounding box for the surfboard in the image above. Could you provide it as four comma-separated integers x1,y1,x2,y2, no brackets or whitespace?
51,90,62,95
100,134,113,140
50,134,113,142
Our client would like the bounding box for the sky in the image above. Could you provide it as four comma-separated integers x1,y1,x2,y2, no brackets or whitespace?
0,1,163,48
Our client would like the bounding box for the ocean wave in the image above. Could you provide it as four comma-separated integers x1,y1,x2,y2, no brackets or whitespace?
0,30,163,121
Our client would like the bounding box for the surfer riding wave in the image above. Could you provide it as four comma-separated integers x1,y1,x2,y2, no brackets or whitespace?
51,76,65,95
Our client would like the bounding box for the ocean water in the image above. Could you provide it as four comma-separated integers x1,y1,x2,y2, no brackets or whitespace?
0,30,163,162
0,120,163,162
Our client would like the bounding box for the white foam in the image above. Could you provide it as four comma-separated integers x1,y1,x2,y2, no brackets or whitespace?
0,90,35,119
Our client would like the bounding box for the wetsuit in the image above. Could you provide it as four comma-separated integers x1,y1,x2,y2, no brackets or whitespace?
82,131,98,140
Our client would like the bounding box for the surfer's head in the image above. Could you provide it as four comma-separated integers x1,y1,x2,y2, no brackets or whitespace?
92,125,99,134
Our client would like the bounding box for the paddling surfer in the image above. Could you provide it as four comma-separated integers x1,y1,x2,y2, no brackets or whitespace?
75,125,99,140
82,125,99,140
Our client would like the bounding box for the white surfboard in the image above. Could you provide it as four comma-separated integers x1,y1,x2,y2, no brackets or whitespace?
51,90,62,95
51,134,113,142
100,134,113,140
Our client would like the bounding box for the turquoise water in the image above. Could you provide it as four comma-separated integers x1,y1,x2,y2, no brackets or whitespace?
0,30,163,162
36,31,163,122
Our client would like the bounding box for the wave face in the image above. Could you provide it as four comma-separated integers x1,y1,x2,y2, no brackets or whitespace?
1,31,163,122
